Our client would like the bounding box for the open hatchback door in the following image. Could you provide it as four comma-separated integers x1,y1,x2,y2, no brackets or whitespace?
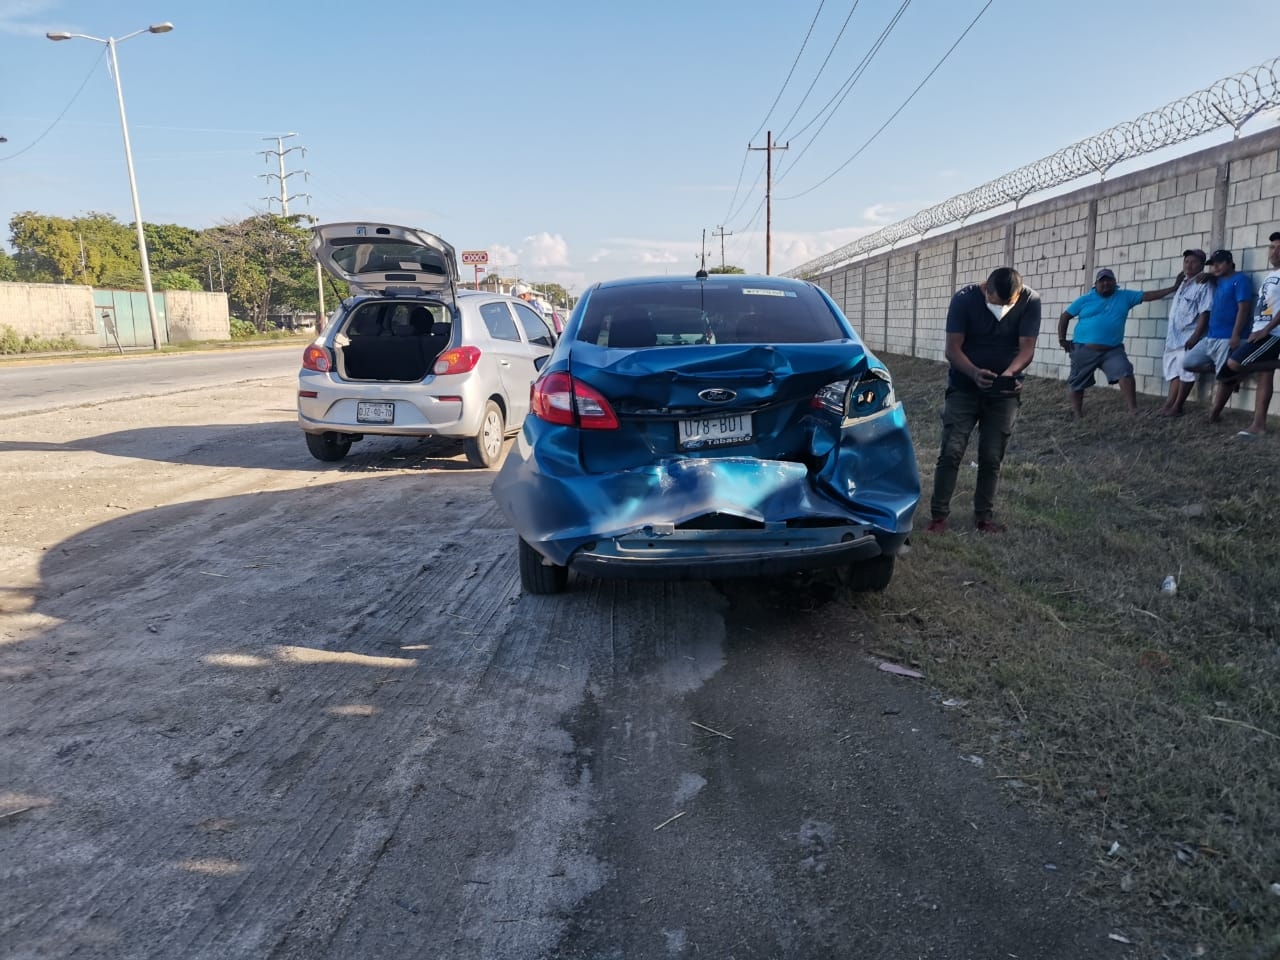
310,222,460,302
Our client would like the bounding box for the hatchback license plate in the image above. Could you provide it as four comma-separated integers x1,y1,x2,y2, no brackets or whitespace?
356,401,395,424
678,413,752,449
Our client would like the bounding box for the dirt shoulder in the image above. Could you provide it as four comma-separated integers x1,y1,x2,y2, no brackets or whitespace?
2,357,1264,958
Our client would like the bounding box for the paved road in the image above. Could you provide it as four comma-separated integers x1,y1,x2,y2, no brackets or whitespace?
0,344,302,418
0,356,1128,959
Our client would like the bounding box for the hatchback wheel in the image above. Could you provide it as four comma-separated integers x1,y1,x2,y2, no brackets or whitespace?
518,537,568,594
464,400,504,468
305,432,352,462
846,554,894,592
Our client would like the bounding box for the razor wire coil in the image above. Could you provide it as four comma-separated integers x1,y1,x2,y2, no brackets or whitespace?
784,57,1280,278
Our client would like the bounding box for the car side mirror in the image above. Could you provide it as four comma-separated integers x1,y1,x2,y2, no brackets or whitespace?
534,354,550,372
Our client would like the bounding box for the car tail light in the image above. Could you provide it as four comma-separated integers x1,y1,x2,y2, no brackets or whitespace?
434,346,481,375
811,370,895,420
532,371,619,429
302,344,333,372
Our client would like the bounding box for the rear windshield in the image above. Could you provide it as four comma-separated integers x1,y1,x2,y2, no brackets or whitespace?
576,282,848,348
332,239,448,277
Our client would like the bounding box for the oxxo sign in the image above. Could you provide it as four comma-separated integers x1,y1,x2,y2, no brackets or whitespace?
461,250,489,290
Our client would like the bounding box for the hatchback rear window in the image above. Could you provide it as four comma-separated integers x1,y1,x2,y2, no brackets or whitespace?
576,282,847,348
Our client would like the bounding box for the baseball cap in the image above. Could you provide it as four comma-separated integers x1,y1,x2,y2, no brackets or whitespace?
1095,268,1116,282
511,283,530,297
1207,249,1233,264
1183,248,1207,261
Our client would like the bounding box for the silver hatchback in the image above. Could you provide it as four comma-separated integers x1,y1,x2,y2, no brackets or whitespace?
298,222,557,467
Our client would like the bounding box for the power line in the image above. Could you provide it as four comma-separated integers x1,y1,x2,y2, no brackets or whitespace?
746,0,826,145
724,0,826,225
721,148,752,226
724,164,767,227
0,47,106,162
774,0,863,141
774,0,912,185
778,0,992,201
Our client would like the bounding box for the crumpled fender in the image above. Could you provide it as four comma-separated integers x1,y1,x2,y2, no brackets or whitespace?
492,403,919,568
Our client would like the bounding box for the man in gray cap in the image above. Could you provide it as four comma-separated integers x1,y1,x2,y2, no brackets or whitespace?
1057,267,1185,417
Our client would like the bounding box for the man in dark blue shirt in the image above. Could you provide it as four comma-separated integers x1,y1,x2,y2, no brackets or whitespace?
928,267,1041,534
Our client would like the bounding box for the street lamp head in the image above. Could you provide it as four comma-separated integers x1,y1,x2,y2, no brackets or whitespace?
46,31,72,41
148,22,174,34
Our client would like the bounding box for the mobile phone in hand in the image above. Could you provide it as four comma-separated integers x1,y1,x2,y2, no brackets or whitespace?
989,375,1018,394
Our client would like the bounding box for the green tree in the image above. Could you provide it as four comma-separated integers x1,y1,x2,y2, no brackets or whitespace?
0,249,16,281
8,211,158,287
708,265,745,274
143,223,200,271
209,214,319,328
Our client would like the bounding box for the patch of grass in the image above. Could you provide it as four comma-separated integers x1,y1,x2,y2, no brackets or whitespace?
0,324,81,354
856,355,1280,958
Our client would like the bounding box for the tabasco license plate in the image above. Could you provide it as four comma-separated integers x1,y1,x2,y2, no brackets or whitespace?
677,413,753,450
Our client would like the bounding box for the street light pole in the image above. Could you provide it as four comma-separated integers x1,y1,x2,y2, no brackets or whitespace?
48,22,173,351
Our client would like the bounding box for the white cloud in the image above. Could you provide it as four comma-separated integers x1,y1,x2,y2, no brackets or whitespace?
862,203,901,224
521,232,570,268
1,1,59,36
638,249,680,265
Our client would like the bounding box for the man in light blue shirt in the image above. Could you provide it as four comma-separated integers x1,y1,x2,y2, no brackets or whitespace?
1056,267,1184,417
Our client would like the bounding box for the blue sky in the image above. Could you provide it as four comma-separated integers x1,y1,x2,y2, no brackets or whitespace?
2,0,1278,294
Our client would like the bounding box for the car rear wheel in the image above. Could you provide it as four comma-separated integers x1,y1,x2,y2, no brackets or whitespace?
846,554,894,592
464,400,504,468
305,432,352,462
518,537,568,594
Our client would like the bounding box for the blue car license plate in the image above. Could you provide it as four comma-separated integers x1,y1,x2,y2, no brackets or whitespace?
678,413,752,450
356,401,395,424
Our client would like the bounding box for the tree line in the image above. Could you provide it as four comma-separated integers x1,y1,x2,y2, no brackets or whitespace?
1,212,342,330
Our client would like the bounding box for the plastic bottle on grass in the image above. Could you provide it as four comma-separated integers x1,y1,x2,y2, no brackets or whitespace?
1161,575,1177,596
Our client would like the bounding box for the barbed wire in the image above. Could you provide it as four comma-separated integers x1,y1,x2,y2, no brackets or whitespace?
783,57,1280,278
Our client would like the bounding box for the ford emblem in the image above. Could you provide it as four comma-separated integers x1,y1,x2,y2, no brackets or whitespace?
698,388,737,403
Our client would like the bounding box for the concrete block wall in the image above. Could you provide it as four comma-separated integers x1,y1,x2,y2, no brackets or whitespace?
885,251,915,358
915,240,954,363
842,266,865,336
0,283,97,345
863,261,888,352
0,282,229,347
164,290,231,343
814,126,1280,417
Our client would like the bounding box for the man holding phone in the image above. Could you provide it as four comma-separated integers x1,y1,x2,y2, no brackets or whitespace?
1057,267,1184,418
927,267,1041,534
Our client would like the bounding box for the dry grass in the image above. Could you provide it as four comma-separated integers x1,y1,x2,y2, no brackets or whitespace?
857,355,1280,959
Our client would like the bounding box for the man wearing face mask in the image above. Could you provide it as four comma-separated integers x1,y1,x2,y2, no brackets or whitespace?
1057,268,1183,418
926,267,1041,534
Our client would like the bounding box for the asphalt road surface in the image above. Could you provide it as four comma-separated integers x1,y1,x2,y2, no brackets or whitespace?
0,352,1129,959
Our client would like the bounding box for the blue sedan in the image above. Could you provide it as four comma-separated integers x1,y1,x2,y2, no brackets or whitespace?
491,273,920,594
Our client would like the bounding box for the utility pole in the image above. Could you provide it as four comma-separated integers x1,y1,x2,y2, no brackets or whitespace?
257,135,323,327
748,130,789,274
712,225,733,270
258,133,310,216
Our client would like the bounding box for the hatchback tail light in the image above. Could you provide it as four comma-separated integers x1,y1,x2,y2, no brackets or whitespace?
433,346,481,376
532,371,619,429
302,344,333,372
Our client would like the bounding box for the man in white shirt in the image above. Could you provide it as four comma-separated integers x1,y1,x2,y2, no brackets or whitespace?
1159,248,1213,417
1218,230,1280,436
